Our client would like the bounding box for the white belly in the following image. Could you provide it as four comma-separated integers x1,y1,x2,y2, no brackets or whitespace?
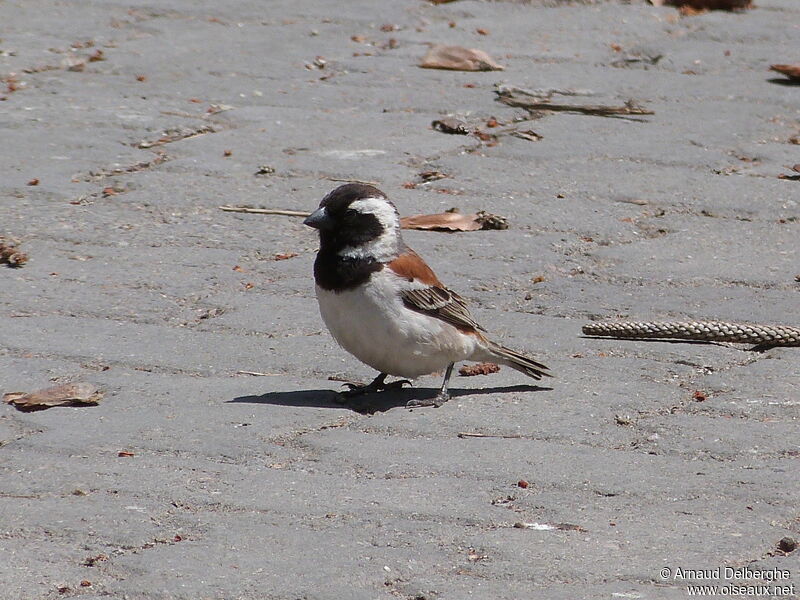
315,271,478,378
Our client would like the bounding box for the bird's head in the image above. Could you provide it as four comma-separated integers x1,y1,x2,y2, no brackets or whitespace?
304,184,401,261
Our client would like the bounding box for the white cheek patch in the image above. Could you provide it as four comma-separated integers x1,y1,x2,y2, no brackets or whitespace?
339,229,398,262
338,196,401,262
349,197,400,231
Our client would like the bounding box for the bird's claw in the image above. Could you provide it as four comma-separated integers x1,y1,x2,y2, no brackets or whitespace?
340,378,411,397
406,392,449,409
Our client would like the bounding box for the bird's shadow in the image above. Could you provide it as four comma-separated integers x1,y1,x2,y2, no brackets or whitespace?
228,384,551,414
767,77,800,87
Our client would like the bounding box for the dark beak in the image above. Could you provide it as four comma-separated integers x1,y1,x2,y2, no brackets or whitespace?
303,207,333,230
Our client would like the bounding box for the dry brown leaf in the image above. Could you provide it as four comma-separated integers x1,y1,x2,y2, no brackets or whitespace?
649,0,751,9
459,362,501,376
770,64,800,81
4,382,103,412
400,210,508,232
401,212,482,231
419,45,504,72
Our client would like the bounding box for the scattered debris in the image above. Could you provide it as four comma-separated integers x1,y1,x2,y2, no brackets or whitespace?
82,554,108,567
614,414,635,426
517,480,529,489
0,238,28,267
400,210,508,232
467,547,489,562
432,118,469,135
274,252,298,261
305,56,327,70
27,178,39,186
255,165,276,176
418,170,448,182
770,64,800,82
692,390,708,401
219,206,311,217
420,45,504,71
83,151,168,180
136,125,216,149
458,362,500,376
4,382,103,412
509,129,542,142
117,451,135,457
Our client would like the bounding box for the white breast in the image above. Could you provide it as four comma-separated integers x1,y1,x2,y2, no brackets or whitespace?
315,270,479,378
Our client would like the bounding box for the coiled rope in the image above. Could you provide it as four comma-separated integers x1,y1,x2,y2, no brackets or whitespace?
582,320,800,348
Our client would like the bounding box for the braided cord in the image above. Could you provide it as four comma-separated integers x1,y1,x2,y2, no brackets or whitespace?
582,321,800,346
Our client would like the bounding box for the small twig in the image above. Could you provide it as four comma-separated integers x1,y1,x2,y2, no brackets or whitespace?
219,206,311,217
322,177,380,186
497,91,653,118
457,432,524,439
235,370,282,377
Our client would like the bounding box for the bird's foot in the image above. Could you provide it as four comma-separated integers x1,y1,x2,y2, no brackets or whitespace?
406,391,450,409
341,376,411,397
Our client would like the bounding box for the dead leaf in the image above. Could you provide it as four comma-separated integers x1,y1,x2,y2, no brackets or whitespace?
419,45,504,72
459,362,500,376
770,64,800,81
401,212,481,231
274,252,299,261
649,0,751,8
400,210,508,232
4,382,103,412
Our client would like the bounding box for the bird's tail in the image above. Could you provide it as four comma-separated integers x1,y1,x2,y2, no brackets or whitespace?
480,340,551,380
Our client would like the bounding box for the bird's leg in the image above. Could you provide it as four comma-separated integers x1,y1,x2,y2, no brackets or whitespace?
406,363,454,408
341,372,411,397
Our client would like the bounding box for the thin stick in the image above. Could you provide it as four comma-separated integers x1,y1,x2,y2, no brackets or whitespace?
323,177,380,186
236,370,282,377
457,432,524,439
219,206,311,217
498,95,654,117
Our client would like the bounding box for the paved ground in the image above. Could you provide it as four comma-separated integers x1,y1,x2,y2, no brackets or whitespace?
1,0,798,598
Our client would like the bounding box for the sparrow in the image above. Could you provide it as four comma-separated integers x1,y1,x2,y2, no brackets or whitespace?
304,183,551,407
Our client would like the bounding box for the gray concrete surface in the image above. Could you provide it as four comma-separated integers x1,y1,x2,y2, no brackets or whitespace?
1,0,798,598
